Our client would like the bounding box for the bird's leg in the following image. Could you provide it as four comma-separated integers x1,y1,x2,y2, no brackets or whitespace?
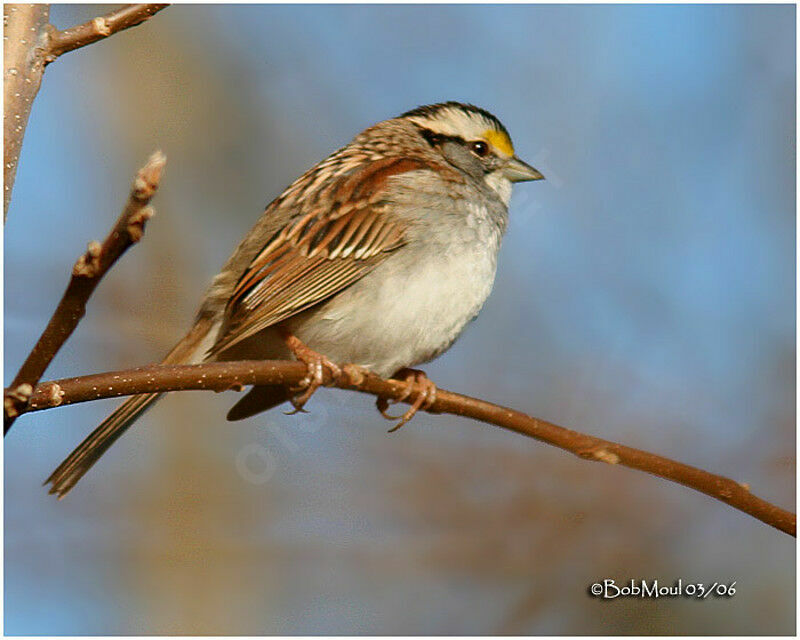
278,328,342,413
377,368,438,432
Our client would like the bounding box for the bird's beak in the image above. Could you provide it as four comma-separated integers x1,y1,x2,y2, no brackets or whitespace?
503,156,544,182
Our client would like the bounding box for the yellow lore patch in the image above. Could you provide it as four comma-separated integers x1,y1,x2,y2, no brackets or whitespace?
484,129,514,157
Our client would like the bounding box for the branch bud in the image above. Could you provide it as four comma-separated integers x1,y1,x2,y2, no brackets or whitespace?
72,241,103,277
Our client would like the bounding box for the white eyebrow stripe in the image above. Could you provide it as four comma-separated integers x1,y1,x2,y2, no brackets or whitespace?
406,106,504,144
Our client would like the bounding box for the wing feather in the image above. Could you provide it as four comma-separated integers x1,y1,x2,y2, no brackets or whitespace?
209,156,431,356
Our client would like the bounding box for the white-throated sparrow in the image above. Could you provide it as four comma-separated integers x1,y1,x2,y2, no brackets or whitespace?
47,102,543,496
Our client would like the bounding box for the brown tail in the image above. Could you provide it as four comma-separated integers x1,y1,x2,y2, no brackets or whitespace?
45,317,217,498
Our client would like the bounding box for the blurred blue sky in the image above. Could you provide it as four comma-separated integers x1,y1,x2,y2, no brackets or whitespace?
5,4,795,634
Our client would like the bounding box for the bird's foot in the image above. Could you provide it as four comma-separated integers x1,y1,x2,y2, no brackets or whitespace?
377,368,437,432
280,330,342,414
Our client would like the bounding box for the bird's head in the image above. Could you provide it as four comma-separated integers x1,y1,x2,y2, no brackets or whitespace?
401,102,543,203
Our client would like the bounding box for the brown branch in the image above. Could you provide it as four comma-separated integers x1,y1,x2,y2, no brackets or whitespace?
3,4,50,219
3,4,167,221
44,4,169,63
3,151,166,433
16,360,796,537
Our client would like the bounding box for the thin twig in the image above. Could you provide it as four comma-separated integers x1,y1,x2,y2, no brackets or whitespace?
3,4,51,219
17,360,797,537
3,152,166,433
44,4,169,63
3,4,167,221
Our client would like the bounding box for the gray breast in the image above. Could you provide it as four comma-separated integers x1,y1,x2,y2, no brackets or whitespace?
289,196,506,377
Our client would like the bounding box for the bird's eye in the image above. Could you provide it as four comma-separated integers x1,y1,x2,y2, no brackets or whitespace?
470,140,490,157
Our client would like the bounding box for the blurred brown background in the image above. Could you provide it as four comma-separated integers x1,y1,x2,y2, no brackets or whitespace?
4,4,795,634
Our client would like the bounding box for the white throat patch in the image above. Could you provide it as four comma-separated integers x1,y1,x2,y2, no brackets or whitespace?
484,171,513,205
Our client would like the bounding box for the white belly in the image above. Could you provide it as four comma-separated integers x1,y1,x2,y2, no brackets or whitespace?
288,242,498,377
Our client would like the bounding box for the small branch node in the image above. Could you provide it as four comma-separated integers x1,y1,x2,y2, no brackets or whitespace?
132,150,166,201
127,206,155,242
4,383,33,418
41,23,58,63
578,446,620,465
92,16,111,37
72,241,103,277
38,382,64,408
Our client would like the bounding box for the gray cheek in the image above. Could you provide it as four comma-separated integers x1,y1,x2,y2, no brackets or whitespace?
440,141,483,180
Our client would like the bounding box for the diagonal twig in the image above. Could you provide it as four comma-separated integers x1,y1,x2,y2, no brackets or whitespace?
16,360,797,537
3,4,168,221
3,151,166,433
44,4,169,64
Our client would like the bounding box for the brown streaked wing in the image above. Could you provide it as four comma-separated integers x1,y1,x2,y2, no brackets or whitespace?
208,157,429,356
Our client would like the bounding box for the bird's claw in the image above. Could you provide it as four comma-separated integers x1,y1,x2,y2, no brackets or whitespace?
376,369,437,432
281,331,342,414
